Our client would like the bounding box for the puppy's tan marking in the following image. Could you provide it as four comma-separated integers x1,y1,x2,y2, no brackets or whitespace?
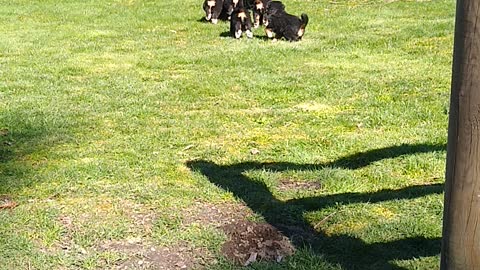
207,0,215,7
238,11,247,21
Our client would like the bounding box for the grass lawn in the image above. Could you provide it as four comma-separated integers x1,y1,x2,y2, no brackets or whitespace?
0,0,454,269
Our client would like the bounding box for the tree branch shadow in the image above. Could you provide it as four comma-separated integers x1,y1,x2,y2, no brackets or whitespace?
186,143,445,269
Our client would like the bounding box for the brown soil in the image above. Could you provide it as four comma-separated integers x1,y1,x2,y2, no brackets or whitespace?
99,240,209,270
56,200,298,268
221,220,295,266
183,201,297,266
182,201,255,228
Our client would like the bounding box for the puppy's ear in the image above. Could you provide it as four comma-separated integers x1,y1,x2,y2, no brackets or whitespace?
267,1,285,13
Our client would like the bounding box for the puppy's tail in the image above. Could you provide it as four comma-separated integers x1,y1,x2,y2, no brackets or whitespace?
297,13,308,38
300,13,309,28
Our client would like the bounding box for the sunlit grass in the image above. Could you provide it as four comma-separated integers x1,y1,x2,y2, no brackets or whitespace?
0,0,454,269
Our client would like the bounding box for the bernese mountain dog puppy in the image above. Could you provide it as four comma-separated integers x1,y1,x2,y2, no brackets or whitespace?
251,0,271,28
224,0,243,19
230,6,253,39
263,1,309,41
203,0,224,24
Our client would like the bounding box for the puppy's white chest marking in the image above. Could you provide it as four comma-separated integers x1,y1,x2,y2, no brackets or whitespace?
256,3,263,10
207,0,215,7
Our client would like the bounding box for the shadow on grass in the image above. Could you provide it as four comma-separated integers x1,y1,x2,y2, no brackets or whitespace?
219,30,270,41
197,12,230,24
220,31,232,38
186,143,445,269
219,30,272,41
0,110,68,195
197,17,209,23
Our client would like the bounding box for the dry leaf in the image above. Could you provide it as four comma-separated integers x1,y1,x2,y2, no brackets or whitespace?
0,200,18,210
244,252,258,266
250,148,260,155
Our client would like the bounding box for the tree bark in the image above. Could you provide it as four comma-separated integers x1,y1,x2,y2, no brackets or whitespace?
441,0,480,269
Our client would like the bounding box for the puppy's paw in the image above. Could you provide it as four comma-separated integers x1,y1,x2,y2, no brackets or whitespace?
246,30,253,38
235,30,242,39
211,18,218,24
265,28,274,38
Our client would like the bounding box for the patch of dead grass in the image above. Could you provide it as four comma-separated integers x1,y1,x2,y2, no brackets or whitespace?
182,201,255,228
98,239,211,269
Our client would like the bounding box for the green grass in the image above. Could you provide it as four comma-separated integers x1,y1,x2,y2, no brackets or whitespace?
0,0,454,269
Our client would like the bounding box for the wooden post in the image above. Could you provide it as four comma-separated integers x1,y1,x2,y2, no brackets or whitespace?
441,0,480,269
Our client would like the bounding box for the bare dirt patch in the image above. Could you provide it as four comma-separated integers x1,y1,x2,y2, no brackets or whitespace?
183,201,299,266
54,199,301,268
277,178,322,192
221,220,295,266
99,240,209,270
182,201,255,228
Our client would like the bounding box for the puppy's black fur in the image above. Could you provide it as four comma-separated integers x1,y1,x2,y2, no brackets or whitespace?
251,0,271,28
224,0,244,19
203,0,224,24
263,1,309,41
230,7,253,39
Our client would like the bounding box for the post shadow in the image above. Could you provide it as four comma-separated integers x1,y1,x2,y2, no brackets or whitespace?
186,143,445,269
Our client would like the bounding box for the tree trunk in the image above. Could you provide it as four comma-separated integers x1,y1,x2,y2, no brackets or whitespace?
441,0,480,269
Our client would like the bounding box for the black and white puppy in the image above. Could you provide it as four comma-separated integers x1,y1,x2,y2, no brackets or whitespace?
224,0,243,19
203,0,224,24
251,0,270,28
230,7,253,39
263,1,309,41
